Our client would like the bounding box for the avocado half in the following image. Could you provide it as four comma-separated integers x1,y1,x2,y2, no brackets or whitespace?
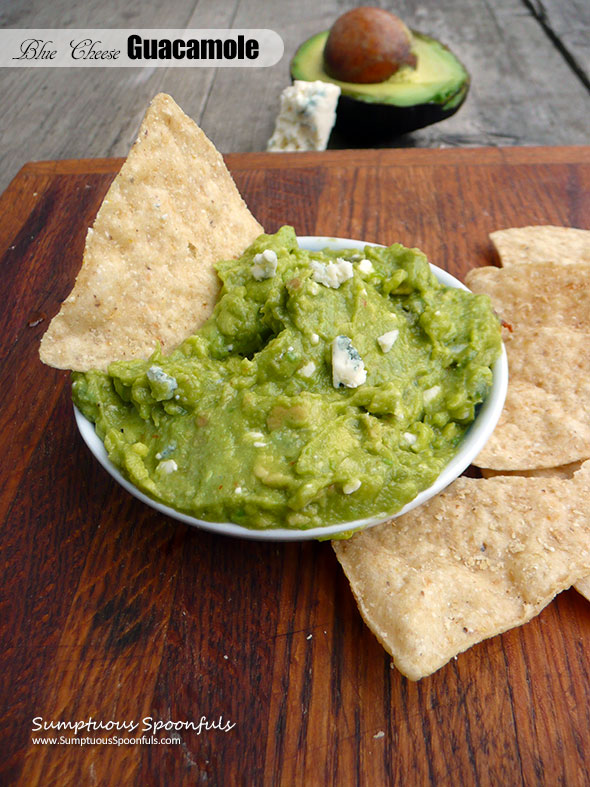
290,30,469,143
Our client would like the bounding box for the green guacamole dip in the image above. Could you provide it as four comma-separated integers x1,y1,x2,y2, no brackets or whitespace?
72,226,501,530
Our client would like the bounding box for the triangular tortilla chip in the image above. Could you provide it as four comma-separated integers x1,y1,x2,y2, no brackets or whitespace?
474,326,590,470
490,226,590,267
479,464,590,601
334,461,590,680
40,93,263,371
465,261,590,332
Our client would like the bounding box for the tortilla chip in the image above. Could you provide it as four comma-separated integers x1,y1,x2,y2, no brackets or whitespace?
333,461,590,680
465,261,590,332
474,327,590,470
40,93,263,371
490,226,590,267
479,463,590,602
574,577,590,602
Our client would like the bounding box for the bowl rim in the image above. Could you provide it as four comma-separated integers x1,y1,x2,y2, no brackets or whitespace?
74,235,508,541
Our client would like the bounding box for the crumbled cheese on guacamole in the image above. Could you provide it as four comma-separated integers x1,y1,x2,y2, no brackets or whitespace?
146,365,178,399
251,249,278,280
377,330,399,353
299,361,316,378
310,258,353,289
343,479,361,494
423,385,441,404
157,459,178,474
156,442,176,460
358,259,374,274
332,335,367,388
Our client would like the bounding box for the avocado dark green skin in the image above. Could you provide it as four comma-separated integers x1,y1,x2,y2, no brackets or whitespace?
290,30,470,144
332,78,470,144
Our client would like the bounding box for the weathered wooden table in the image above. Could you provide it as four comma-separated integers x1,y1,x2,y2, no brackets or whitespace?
0,0,589,194
2,147,590,785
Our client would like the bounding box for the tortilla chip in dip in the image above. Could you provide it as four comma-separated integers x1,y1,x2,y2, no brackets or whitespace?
40,93,263,372
490,226,590,267
334,461,590,680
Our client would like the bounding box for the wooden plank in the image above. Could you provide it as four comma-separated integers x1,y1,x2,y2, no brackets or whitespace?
14,144,590,177
0,393,98,785
504,592,590,784
2,149,590,786
0,170,115,529
17,484,182,786
520,0,590,86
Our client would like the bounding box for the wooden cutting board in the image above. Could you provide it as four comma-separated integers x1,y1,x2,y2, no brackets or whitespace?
2,147,590,786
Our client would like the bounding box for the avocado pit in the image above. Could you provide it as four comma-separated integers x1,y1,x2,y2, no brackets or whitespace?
324,7,417,84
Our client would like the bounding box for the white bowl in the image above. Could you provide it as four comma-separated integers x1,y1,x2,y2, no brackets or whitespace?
75,236,508,541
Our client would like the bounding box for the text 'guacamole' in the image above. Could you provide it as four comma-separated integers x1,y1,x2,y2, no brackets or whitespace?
73,226,501,530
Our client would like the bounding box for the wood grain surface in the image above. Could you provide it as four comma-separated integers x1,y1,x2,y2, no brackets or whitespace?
2,147,590,786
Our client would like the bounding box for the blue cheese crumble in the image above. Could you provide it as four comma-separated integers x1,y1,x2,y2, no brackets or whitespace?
251,249,278,280
342,479,361,494
156,459,178,474
310,258,353,289
423,385,441,404
332,335,367,388
357,258,374,274
266,80,341,152
298,361,316,378
155,442,177,460
147,365,178,400
377,329,399,353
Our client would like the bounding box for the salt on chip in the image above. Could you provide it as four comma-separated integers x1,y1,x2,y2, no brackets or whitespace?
333,461,590,680
40,93,263,371
465,261,590,332
474,326,590,470
490,226,590,267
